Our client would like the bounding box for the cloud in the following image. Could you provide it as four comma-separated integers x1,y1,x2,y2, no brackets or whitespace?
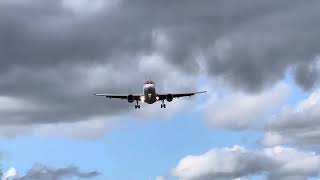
61,0,119,16
0,54,199,138
33,116,116,140
1,164,100,180
262,89,320,146
2,167,17,180
172,146,320,180
204,1,320,92
154,176,166,180
204,83,290,130
293,56,320,91
1,0,320,89
1,0,320,138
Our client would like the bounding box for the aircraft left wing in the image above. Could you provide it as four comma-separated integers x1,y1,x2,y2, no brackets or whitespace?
157,91,207,101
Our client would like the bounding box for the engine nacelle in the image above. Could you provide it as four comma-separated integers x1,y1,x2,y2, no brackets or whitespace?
166,94,173,102
127,94,134,103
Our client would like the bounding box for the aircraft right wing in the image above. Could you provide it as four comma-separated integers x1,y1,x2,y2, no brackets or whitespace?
94,94,142,101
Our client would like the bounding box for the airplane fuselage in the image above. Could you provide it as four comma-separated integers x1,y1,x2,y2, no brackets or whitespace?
143,84,157,104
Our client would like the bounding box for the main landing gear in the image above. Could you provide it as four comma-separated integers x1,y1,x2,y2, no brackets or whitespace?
161,100,166,108
135,101,140,109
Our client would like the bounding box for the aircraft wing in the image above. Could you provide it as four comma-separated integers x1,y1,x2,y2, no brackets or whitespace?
94,94,141,101
158,91,207,101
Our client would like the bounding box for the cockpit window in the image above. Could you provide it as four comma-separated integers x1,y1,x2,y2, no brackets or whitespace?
144,80,155,84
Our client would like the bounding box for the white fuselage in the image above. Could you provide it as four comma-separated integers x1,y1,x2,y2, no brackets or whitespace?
143,84,157,104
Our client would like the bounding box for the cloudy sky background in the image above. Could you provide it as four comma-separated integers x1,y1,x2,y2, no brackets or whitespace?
1,0,320,179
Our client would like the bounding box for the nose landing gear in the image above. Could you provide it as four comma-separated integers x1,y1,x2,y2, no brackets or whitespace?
161,100,166,108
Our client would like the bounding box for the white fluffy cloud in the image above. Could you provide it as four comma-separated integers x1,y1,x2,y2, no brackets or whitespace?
204,83,290,130
262,89,320,146
2,167,17,180
172,146,320,180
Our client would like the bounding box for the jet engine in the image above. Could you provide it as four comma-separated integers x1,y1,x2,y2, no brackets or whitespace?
166,94,173,102
128,94,134,103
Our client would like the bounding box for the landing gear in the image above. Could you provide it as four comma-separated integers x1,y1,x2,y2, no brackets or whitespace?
135,101,140,109
161,100,166,108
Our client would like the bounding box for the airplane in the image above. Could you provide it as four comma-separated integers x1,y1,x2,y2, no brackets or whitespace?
94,80,207,109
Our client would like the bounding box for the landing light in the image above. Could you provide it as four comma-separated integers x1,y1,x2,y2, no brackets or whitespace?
156,96,159,100
140,96,145,102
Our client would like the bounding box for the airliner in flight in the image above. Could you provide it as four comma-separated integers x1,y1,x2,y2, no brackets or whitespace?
94,80,207,109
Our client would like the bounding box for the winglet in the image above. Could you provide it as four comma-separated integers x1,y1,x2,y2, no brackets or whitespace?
196,91,207,94
94,94,106,96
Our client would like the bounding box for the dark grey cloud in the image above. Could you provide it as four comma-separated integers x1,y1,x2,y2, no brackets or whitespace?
0,0,154,70
1,0,320,136
294,59,320,91
11,164,99,180
129,0,320,91
203,0,320,91
1,0,319,82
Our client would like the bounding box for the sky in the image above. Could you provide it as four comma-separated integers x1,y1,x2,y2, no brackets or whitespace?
1,0,320,179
